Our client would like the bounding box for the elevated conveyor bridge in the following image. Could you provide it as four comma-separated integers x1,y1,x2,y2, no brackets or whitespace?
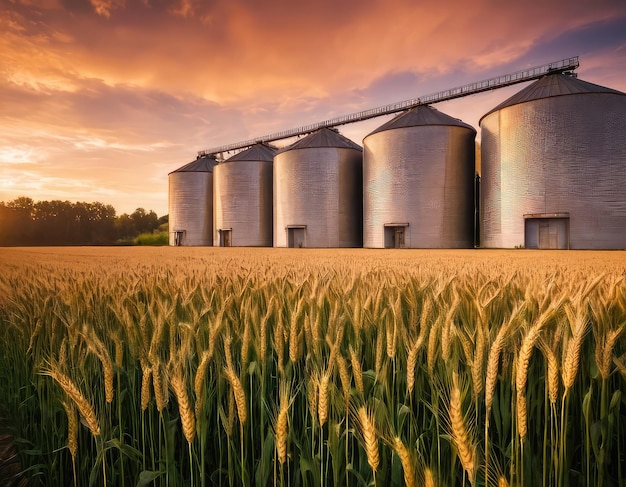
198,56,579,159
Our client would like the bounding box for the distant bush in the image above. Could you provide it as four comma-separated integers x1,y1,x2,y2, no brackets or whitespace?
133,231,168,246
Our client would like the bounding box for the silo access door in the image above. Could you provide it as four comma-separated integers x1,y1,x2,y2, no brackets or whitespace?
287,225,306,248
173,230,185,246
524,214,570,249
218,229,232,247
384,223,409,248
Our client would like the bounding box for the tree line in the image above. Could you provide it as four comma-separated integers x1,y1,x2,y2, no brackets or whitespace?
0,197,167,246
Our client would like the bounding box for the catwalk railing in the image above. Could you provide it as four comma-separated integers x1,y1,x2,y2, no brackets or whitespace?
198,56,579,157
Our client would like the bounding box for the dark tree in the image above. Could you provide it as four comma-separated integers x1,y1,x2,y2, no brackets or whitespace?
0,197,162,246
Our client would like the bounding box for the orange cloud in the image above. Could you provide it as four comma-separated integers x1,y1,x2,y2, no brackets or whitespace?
1,0,626,215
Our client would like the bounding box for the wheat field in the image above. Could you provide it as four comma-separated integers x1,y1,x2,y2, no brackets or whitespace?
0,247,625,486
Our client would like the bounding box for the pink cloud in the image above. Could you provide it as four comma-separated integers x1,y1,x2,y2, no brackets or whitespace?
1,0,625,215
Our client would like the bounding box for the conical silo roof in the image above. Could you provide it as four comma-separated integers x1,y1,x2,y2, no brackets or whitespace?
278,127,362,153
366,105,475,137
224,143,276,162
169,155,218,174
480,73,625,123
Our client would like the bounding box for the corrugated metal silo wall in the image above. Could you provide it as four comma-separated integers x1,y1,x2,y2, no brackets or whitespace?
213,159,273,246
273,147,363,247
168,172,213,246
363,125,475,248
480,93,626,249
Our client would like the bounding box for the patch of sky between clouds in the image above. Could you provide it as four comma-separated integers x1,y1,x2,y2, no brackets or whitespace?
508,15,626,69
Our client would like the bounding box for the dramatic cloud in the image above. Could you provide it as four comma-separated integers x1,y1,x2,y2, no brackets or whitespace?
1,0,626,214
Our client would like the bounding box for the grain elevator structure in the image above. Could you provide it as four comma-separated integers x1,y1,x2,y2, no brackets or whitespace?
363,105,476,248
168,57,625,250
273,127,363,248
213,143,275,247
480,73,626,249
168,155,217,246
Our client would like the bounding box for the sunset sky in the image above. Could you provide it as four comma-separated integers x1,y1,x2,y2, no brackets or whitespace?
1,0,625,217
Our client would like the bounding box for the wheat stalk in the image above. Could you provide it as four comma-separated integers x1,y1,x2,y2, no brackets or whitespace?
112,333,124,368
225,367,247,425
485,305,523,414
516,325,541,395
441,293,460,362
349,345,364,396
427,316,442,377
289,299,303,363
406,337,420,395
48,368,101,437
562,307,588,394
85,328,115,404
275,378,291,465
375,327,385,374
152,359,169,413
171,370,196,444
358,406,379,474
274,315,285,377
141,364,152,412
538,338,560,405
327,321,345,371
449,372,475,483
336,353,351,407
223,332,234,372
516,392,527,443
318,367,331,426
424,467,436,487
207,300,229,362
516,304,557,397
224,390,236,438
63,400,78,459
472,324,485,400
194,350,210,418
240,319,251,372
386,313,397,360
307,376,319,423
598,327,623,380
393,436,415,487
259,296,273,365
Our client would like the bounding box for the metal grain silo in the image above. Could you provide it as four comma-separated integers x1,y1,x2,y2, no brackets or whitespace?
213,143,275,246
273,127,363,248
168,155,217,246
480,73,626,249
363,105,476,248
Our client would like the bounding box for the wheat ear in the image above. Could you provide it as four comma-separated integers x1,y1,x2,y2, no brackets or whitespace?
318,368,330,426
449,372,475,482
539,338,560,405
141,365,152,412
152,359,169,413
171,371,196,444
358,406,379,474
49,368,100,437
424,467,436,487
562,319,588,394
275,379,291,465
225,368,247,425
349,345,364,396
599,328,623,380
393,436,415,487
516,392,528,443
194,350,210,418
472,325,486,400
406,337,420,396
63,401,78,459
